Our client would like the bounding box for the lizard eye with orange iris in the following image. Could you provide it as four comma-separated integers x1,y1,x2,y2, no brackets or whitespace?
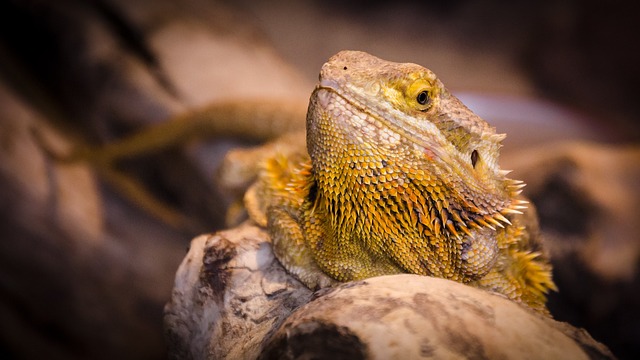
416,90,429,105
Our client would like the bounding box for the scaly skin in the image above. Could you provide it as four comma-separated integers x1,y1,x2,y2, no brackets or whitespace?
245,50,556,313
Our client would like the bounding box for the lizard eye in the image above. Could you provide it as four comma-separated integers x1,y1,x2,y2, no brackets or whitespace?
471,150,479,168
416,90,429,105
406,79,435,111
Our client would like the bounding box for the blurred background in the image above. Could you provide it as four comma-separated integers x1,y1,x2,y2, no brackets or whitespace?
0,0,638,359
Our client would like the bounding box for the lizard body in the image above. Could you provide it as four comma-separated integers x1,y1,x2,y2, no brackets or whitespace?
54,48,555,312
246,50,556,313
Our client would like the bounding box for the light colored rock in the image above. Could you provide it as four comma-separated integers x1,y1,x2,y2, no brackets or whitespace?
164,223,313,359
164,223,614,359
262,274,612,359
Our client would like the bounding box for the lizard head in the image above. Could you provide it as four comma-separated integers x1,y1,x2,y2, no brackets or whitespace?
308,50,525,235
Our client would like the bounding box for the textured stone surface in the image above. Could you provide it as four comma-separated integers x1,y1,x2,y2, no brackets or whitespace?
165,223,614,359
164,223,313,359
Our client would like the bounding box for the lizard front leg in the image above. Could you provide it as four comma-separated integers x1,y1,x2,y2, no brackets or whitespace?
244,154,338,289
268,206,337,290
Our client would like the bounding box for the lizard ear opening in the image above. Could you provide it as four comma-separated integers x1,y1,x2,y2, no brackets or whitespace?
471,150,479,168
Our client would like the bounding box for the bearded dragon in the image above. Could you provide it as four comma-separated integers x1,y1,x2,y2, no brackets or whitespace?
244,50,556,313
52,49,556,312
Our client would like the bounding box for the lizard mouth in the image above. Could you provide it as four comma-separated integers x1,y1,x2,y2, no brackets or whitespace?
319,78,340,91
314,81,446,160
315,79,351,110
315,85,335,109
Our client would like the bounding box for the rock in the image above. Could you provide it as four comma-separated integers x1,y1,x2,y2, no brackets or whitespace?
164,223,313,359
164,223,614,359
263,275,614,360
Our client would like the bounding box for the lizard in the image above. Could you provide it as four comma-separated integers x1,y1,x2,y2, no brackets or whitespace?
44,48,556,312
242,50,557,314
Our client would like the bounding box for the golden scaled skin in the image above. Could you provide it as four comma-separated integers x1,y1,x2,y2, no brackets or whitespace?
245,51,556,313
